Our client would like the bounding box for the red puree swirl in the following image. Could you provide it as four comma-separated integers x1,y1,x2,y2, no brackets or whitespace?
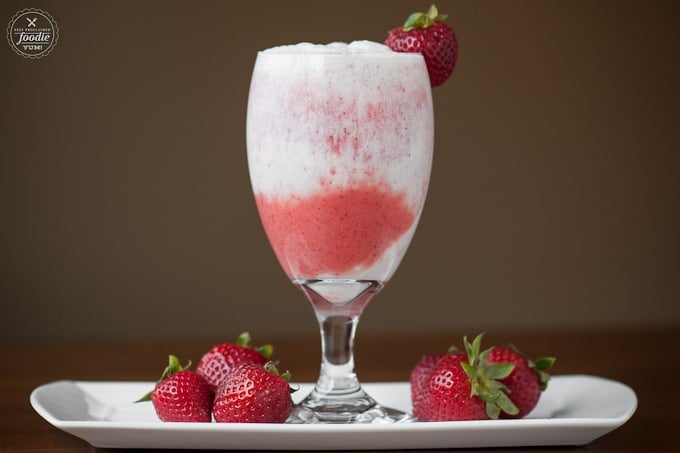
255,184,414,278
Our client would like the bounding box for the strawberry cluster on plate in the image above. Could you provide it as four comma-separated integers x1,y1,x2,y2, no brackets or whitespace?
411,333,555,421
136,332,294,423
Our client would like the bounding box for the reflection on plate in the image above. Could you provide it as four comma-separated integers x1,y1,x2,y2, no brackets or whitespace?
30,375,636,450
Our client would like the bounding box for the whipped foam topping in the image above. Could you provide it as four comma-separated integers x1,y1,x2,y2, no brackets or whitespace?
260,40,394,55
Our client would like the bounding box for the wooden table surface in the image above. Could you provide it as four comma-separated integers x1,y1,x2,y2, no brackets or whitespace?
2,328,678,452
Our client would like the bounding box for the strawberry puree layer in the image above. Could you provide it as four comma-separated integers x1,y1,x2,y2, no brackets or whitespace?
255,185,414,278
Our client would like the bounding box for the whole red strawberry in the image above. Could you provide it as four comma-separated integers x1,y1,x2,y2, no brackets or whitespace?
213,362,293,423
413,351,488,421
410,352,446,409
136,355,213,422
486,347,555,418
385,4,458,87
414,334,520,421
196,332,272,392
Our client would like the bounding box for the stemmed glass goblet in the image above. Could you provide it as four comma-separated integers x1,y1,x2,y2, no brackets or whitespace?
246,41,434,423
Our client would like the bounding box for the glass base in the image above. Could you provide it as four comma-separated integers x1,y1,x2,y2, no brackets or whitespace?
287,389,414,424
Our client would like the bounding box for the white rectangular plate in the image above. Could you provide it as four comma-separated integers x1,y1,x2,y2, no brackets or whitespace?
30,375,636,450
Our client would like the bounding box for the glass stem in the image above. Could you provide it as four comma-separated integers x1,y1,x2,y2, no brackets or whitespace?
316,314,361,396
289,280,414,423
294,280,382,411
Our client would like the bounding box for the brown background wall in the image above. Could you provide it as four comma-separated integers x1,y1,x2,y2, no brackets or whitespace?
2,0,678,341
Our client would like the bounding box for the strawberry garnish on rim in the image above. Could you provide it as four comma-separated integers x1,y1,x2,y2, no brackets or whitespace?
385,4,458,87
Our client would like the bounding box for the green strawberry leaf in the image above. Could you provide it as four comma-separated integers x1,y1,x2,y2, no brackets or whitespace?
236,332,252,347
426,4,447,22
495,391,519,416
159,355,190,381
534,357,556,371
135,355,191,403
238,331,273,358
486,362,515,380
530,356,556,390
464,333,485,366
402,4,448,31
264,360,292,381
446,344,460,354
256,344,274,359
135,391,153,403
478,346,493,366
486,401,501,419
403,12,431,31
461,362,477,382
